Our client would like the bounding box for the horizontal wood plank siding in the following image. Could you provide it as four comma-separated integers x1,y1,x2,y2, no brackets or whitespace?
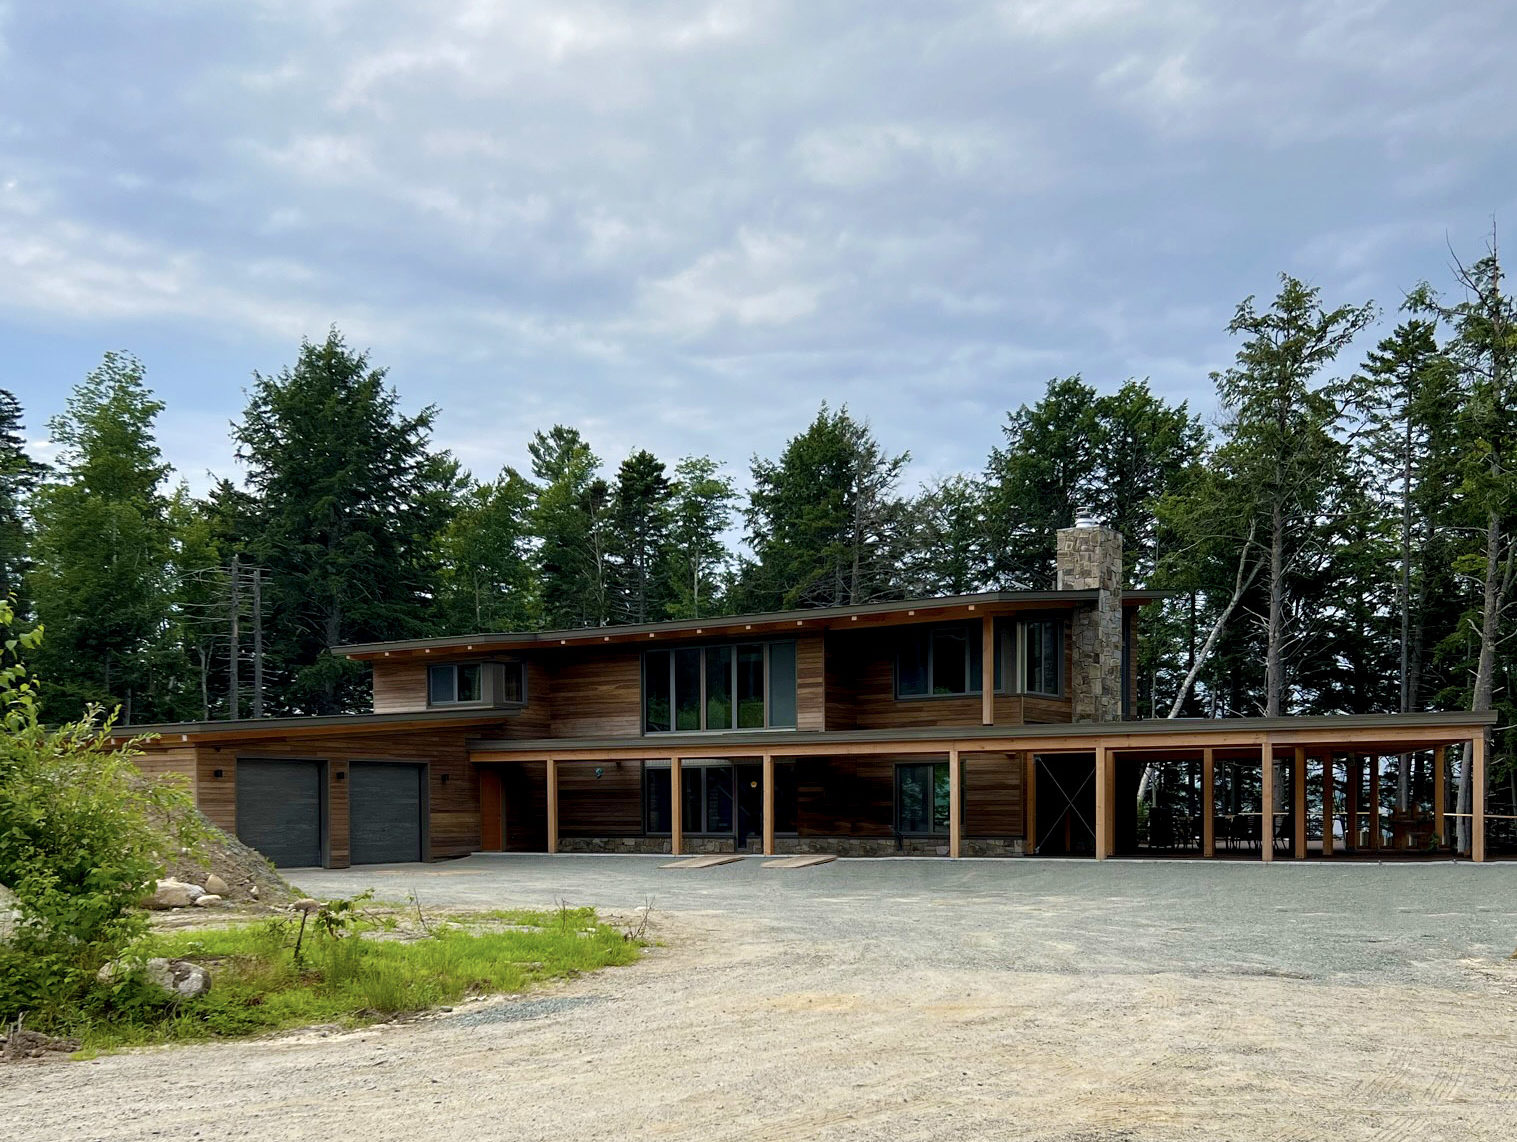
372,662,428,712
550,650,643,738
963,752,1024,837
796,635,825,731
557,759,644,836
796,757,895,838
132,746,199,797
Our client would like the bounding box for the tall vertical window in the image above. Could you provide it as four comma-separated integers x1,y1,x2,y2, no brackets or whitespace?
643,642,799,733
1024,620,1063,696
895,624,983,697
896,763,951,834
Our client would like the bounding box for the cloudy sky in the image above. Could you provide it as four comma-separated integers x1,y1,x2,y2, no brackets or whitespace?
3,1,1514,497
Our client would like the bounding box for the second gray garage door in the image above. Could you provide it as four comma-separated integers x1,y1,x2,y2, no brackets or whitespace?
237,759,323,868
349,762,425,864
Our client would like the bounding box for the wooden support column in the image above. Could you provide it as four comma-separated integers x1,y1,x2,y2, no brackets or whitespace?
1260,741,1274,863
948,748,963,859
1023,752,1037,856
1472,736,1487,864
981,615,995,726
1294,747,1308,860
1202,748,1215,858
1345,756,1358,853
1094,744,1110,861
669,757,683,856
545,757,559,855
1369,755,1381,851
762,753,775,856
1322,756,1335,857
1433,745,1446,850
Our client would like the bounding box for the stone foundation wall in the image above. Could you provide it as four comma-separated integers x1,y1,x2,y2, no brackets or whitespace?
558,836,1026,857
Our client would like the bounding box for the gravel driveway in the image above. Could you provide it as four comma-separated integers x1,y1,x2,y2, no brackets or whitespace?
7,856,1517,1141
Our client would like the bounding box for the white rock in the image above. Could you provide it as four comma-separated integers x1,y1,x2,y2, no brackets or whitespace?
193,894,223,908
98,957,211,1000
142,879,205,910
203,874,229,896
249,885,260,900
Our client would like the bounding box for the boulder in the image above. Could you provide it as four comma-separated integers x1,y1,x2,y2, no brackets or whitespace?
203,874,229,896
142,879,205,910
97,957,211,1000
193,894,223,908
293,898,323,913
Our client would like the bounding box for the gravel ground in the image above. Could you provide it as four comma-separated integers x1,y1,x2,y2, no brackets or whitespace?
6,856,1517,1141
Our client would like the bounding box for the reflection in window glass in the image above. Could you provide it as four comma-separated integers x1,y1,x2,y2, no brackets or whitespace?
1025,621,1062,695
645,766,672,832
704,766,734,832
737,644,765,728
767,642,797,728
895,762,951,834
499,662,525,703
644,650,671,732
674,648,702,731
681,767,702,833
457,663,482,703
931,629,968,694
705,645,733,729
897,632,929,696
428,665,453,705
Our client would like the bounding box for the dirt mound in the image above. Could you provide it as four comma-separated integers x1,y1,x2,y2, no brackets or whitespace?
157,806,297,905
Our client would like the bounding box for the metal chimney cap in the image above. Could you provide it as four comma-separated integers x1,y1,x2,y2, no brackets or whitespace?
1074,510,1099,528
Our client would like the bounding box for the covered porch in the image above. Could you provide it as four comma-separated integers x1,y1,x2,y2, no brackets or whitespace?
468,711,1499,862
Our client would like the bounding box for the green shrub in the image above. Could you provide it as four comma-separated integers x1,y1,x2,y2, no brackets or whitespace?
0,601,199,1024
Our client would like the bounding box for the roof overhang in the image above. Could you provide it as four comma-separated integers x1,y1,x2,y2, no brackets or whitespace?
338,589,1172,662
469,711,1494,764
115,706,522,748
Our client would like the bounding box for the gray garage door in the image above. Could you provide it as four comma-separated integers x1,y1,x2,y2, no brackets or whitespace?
349,762,424,864
236,759,323,868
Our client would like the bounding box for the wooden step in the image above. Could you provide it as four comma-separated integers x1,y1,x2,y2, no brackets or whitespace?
761,854,837,869
659,854,744,869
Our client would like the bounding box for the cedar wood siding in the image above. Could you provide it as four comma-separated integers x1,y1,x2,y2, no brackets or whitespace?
796,752,1024,840
823,626,1074,731
371,659,552,737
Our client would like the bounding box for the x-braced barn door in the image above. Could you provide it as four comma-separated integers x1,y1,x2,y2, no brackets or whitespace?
1034,754,1097,856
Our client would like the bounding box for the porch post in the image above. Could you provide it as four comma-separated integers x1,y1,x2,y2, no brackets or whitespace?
762,752,775,856
1322,755,1335,857
1094,744,1110,861
1294,747,1308,860
1260,740,1274,863
1201,748,1215,858
981,615,995,726
1023,751,1037,856
669,757,683,856
948,748,963,859
1472,736,1487,864
1369,755,1381,851
1346,756,1358,852
1433,745,1446,850
546,757,559,855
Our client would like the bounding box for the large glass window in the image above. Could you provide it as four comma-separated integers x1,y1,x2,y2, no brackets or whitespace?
642,642,798,733
645,761,798,835
896,763,951,834
895,624,982,698
1024,620,1063,696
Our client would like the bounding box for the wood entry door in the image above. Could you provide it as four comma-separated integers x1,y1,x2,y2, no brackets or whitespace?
735,763,763,849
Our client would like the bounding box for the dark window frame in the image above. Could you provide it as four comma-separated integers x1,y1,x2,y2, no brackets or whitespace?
894,761,953,836
642,641,799,735
426,661,527,708
893,623,984,699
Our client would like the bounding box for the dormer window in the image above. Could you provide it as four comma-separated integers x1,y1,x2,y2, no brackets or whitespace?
429,663,482,705
426,661,526,707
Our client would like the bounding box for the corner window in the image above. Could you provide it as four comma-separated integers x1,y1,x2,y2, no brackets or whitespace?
429,663,482,705
643,642,798,733
896,763,951,834
895,624,982,697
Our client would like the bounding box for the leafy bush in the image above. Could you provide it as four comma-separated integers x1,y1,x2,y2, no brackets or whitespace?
0,601,199,1024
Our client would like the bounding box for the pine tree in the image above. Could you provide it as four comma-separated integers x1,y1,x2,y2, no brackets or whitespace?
529,426,610,628
0,390,46,611
435,468,538,633
233,329,460,714
607,449,673,624
29,353,174,722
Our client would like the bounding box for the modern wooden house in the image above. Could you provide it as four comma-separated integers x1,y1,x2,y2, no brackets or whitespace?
122,523,1498,867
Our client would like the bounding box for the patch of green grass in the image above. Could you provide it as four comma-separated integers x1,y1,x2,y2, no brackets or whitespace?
61,906,638,1051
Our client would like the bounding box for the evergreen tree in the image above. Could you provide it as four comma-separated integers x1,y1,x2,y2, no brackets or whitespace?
0,390,46,611
666,456,736,619
435,468,537,633
607,449,673,624
742,404,909,609
29,353,175,722
233,330,460,714
900,475,989,596
529,426,610,628
1209,275,1375,716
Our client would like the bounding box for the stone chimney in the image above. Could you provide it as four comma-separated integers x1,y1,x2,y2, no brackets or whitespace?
1056,519,1123,723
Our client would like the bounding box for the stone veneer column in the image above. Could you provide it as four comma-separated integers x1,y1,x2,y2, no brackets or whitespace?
1055,522,1123,723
